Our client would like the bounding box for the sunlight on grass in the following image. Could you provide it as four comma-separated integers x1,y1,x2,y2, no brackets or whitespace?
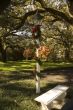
42,62,73,70
0,61,36,72
0,61,73,72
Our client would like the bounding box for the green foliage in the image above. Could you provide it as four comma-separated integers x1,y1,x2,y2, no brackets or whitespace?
0,0,73,62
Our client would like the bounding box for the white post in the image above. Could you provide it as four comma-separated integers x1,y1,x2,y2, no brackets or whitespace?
36,71,40,94
36,47,40,94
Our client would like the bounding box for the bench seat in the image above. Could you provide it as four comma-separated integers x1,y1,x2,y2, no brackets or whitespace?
34,85,68,110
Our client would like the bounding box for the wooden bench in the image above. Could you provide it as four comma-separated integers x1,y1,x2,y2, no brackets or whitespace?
34,85,68,110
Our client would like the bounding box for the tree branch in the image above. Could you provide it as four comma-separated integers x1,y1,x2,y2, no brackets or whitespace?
14,7,73,31
66,0,73,16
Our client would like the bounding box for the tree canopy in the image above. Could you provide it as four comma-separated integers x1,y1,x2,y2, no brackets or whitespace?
0,0,73,30
0,0,73,23
0,0,73,62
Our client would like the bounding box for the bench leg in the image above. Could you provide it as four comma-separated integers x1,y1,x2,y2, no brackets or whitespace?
57,92,66,104
53,92,67,109
41,103,52,110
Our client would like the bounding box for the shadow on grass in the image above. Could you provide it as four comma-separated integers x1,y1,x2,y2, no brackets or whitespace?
0,77,73,110
0,81,37,110
0,66,73,110
0,97,21,110
0,82,36,96
0,71,35,86
42,67,73,87
41,82,69,94
42,67,73,74
7,71,34,80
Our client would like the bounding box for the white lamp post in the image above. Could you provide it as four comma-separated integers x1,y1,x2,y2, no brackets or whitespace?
32,10,43,93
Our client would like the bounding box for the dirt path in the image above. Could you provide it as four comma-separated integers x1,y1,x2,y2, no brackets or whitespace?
42,67,73,85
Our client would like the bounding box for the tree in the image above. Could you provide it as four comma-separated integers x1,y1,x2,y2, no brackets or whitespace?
23,48,34,60
51,22,73,61
0,0,73,93
67,0,73,16
58,30,73,61
37,45,50,60
0,0,73,63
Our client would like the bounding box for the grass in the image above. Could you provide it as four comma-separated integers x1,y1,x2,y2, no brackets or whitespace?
0,70,73,110
0,71,49,110
0,60,73,72
0,60,73,110
0,60,36,72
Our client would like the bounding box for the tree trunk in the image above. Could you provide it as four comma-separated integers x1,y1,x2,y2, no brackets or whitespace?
0,38,7,62
2,49,7,62
64,48,70,62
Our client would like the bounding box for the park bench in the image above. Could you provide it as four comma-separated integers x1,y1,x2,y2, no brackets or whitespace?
34,85,68,110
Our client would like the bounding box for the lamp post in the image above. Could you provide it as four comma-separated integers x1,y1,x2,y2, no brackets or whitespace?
32,10,43,94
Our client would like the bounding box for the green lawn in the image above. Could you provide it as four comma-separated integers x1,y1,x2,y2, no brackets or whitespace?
0,60,36,72
0,69,73,110
0,72,38,110
0,61,73,110
0,70,49,110
0,60,73,72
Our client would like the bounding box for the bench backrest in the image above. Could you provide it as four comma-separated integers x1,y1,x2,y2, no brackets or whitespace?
34,85,68,105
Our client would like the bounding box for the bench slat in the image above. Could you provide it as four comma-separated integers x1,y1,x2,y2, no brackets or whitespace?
34,85,68,105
